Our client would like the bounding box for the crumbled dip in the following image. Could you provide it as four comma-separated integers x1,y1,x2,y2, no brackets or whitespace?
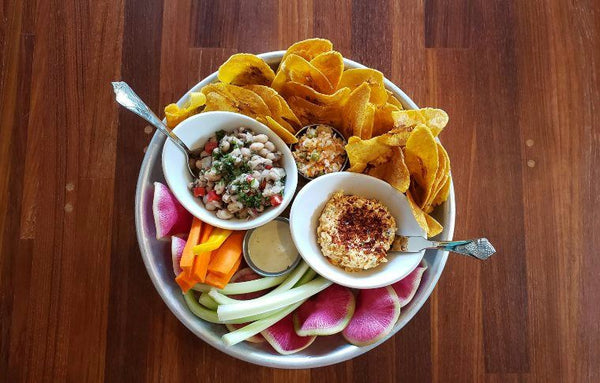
292,125,346,178
317,191,397,271
189,128,285,220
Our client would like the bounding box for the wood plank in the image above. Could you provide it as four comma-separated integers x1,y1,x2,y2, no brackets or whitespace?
104,0,163,381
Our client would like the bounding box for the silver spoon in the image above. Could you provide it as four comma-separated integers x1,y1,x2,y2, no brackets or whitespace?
112,81,196,177
391,236,496,260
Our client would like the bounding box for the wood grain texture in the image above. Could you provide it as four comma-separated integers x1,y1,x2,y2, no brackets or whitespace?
1,0,599,381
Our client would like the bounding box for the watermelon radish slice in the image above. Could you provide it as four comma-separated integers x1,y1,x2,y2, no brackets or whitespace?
152,182,192,240
342,286,400,347
391,262,427,307
261,313,316,354
225,268,266,343
293,284,355,336
171,236,186,276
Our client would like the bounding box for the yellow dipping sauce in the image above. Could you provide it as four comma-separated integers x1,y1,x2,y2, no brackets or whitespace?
247,220,298,273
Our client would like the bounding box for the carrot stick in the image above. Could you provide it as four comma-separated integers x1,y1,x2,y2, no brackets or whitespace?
205,257,242,289
180,218,203,273
175,271,197,293
190,223,214,282
207,231,245,277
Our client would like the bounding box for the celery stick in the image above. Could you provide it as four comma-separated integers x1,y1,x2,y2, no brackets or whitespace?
184,292,222,323
222,301,305,346
199,292,218,310
217,277,332,321
191,274,286,295
267,261,309,295
208,261,310,305
295,268,317,287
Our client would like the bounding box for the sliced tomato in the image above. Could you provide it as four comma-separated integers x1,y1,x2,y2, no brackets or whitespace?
206,190,221,202
269,194,283,207
204,141,218,153
265,165,272,170
193,186,206,197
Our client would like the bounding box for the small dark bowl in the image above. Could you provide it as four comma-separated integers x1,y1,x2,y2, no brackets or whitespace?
289,124,349,181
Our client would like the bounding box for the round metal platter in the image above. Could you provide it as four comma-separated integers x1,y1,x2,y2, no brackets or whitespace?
135,51,455,368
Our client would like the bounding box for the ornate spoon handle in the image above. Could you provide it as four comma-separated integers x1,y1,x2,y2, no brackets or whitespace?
432,238,496,260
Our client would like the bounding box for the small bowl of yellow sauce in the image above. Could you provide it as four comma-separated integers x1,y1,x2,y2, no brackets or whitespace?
243,217,300,277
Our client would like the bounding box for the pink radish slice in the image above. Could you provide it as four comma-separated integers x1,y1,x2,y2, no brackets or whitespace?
293,284,355,336
391,262,427,307
171,236,186,276
262,313,316,354
225,268,266,342
342,286,401,347
152,182,192,240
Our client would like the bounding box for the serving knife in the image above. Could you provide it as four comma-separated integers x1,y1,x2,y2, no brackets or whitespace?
392,236,496,260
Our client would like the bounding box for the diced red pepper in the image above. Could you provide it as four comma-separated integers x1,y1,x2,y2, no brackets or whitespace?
270,194,283,207
204,141,218,153
193,186,206,197
206,190,221,202
265,165,272,170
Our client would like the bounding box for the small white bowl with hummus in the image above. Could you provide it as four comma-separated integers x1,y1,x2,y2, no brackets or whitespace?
289,172,426,289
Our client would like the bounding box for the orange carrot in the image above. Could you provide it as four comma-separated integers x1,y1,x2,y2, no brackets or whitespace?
205,257,242,289
180,218,203,273
175,271,197,293
207,231,245,277
190,223,214,282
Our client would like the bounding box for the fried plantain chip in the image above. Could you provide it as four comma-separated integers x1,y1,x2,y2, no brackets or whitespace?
164,92,206,128
256,115,298,144
345,135,392,173
201,83,270,118
343,82,375,139
373,102,402,137
217,53,276,86
244,84,300,132
366,146,410,192
310,51,344,89
386,90,404,109
407,191,430,235
279,81,351,107
272,54,334,94
421,143,448,212
337,68,388,105
425,214,443,237
392,108,449,137
286,96,344,127
404,124,439,206
432,175,451,207
281,38,333,62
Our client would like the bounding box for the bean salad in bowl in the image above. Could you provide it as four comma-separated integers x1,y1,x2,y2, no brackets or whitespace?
189,127,286,220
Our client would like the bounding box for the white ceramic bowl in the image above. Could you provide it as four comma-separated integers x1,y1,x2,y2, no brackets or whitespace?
162,111,298,230
290,172,426,289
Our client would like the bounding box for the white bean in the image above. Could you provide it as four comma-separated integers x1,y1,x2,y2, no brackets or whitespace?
240,147,251,158
266,152,276,161
259,148,270,158
216,209,233,219
264,141,275,151
253,134,269,143
227,201,243,213
219,141,230,152
250,142,264,152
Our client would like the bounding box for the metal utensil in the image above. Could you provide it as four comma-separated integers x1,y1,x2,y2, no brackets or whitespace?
392,236,495,260
112,81,196,177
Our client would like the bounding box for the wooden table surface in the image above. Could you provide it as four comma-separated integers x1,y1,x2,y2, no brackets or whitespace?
2,0,599,382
